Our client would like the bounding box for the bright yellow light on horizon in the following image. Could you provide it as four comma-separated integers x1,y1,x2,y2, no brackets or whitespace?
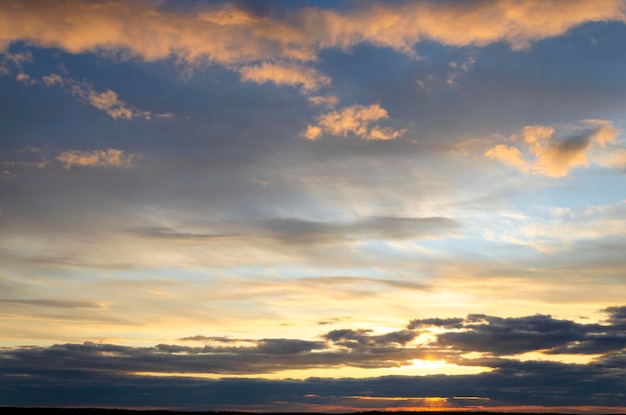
131,358,490,381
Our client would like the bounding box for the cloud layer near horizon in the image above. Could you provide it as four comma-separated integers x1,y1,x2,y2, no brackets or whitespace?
1,306,625,410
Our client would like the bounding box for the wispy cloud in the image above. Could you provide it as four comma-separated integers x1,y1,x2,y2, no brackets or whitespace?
40,72,173,120
56,149,135,169
308,95,339,108
239,62,331,92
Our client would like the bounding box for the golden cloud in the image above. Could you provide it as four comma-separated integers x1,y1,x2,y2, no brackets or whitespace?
1,0,623,68
239,62,331,92
303,104,406,141
56,149,135,169
485,120,623,177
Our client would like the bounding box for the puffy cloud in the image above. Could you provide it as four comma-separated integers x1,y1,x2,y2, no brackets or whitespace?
15,71,36,85
484,144,529,173
56,149,135,169
41,72,63,86
303,104,407,140
484,120,623,177
239,62,331,92
308,95,339,108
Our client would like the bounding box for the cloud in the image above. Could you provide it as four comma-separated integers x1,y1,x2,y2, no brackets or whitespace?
254,216,459,244
303,104,407,140
322,328,417,349
0,298,104,309
239,62,331,92
435,314,596,355
40,72,173,120
2,0,621,78
484,144,530,173
15,71,36,85
0,50,32,76
500,200,626,252
308,95,339,108
87,89,133,120
302,0,626,53
484,120,623,177
408,318,465,330
56,149,135,169
257,339,326,355
0,0,316,66
2,306,626,410
133,216,459,246
2,306,624,378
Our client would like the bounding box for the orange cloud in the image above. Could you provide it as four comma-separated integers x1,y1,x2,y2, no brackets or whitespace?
303,104,406,141
239,62,331,92
1,0,623,68
88,89,133,120
484,120,623,177
308,95,339,109
41,72,171,120
56,149,135,169
484,144,529,173
301,0,625,53
0,0,314,65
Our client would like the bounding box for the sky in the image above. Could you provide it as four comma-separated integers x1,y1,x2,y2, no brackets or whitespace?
1,0,626,412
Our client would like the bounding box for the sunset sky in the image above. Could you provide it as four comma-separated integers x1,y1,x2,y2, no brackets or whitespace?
1,0,626,412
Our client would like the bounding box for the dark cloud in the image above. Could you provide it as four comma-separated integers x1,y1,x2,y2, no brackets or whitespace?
436,313,589,355
257,339,326,355
2,306,626,409
130,217,459,245
132,226,236,241
434,313,621,356
604,305,626,327
322,329,417,349
2,358,626,410
407,317,465,329
2,306,624,381
256,216,460,244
